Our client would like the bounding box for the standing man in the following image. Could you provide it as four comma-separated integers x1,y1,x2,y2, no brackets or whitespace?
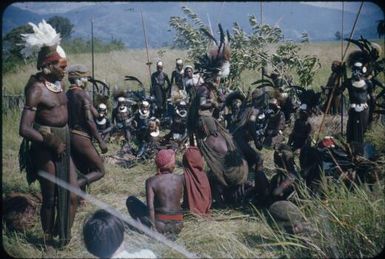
341,61,373,154
66,64,108,192
170,58,184,91
150,61,171,118
18,20,77,247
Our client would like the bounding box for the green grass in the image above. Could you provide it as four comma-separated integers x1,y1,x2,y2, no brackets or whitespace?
2,42,385,258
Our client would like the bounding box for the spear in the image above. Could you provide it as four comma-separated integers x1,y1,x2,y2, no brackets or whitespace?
140,10,152,81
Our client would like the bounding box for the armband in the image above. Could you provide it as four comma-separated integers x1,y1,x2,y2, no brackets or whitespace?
23,106,37,111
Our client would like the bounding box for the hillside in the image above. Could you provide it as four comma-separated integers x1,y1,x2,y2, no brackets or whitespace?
3,2,383,47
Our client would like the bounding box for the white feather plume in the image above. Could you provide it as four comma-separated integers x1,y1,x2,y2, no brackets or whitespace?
20,20,62,58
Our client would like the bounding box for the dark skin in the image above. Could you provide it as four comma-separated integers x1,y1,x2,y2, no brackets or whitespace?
19,58,78,242
66,85,108,189
145,162,184,234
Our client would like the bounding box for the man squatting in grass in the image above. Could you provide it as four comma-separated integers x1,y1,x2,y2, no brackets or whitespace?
18,20,78,247
126,149,184,239
66,64,108,200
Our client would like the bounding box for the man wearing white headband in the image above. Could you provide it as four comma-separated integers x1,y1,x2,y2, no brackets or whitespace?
66,64,108,200
340,49,374,154
18,20,77,247
150,60,171,118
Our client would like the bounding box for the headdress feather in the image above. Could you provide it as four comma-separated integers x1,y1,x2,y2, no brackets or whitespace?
20,20,62,58
195,24,231,79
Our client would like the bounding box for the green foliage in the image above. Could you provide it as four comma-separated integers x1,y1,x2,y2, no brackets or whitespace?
365,122,385,153
300,32,310,43
168,7,321,88
47,16,74,39
169,6,210,61
2,25,33,73
254,180,385,258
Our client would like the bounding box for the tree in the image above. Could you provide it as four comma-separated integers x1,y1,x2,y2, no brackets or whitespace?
2,24,34,72
3,24,33,60
335,31,342,41
169,6,320,88
47,16,74,39
301,32,310,43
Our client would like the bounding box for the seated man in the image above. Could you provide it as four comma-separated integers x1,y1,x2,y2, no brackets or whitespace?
126,149,184,239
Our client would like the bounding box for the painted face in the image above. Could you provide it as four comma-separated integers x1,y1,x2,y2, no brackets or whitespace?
185,68,193,79
50,58,68,81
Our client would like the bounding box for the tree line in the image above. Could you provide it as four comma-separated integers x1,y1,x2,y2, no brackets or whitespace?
2,16,126,74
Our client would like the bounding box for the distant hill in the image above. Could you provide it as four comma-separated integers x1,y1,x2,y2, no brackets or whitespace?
2,2,383,48
2,5,42,33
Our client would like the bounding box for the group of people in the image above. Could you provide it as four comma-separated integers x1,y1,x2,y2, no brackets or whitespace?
16,20,383,256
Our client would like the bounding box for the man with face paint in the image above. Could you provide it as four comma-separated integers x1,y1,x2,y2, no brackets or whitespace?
150,61,171,118
340,61,374,154
66,64,108,195
95,103,113,142
18,20,78,247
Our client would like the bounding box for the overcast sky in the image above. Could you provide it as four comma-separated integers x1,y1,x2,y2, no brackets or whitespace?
12,1,383,15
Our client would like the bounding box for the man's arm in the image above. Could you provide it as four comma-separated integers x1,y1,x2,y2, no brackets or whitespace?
145,178,156,228
247,108,263,150
19,85,44,143
150,73,156,96
165,73,172,94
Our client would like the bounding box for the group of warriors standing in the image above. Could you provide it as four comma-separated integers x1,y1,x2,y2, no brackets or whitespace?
13,20,385,250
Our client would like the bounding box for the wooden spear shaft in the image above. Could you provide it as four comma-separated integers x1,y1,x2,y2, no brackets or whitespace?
141,10,152,80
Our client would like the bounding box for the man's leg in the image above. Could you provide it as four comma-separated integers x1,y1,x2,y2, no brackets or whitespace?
34,146,56,243
71,134,105,188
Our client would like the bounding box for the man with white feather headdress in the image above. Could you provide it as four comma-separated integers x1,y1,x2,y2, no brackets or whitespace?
18,20,78,247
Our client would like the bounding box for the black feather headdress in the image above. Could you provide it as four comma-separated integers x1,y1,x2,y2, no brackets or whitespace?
195,24,231,80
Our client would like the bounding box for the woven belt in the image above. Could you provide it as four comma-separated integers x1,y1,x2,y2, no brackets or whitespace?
155,213,183,221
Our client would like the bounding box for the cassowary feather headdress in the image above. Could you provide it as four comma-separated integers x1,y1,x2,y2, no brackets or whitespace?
345,36,382,70
20,20,66,70
194,24,231,80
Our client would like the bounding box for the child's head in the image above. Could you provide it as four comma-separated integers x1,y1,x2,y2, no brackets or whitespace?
83,209,124,258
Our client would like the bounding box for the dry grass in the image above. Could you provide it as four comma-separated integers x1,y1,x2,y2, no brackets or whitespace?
3,43,385,258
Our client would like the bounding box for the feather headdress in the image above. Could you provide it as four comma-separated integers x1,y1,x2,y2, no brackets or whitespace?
345,36,382,70
195,24,231,80
20,20,66,69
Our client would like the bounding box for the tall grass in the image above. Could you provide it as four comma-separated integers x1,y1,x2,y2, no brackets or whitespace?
253,180,385,258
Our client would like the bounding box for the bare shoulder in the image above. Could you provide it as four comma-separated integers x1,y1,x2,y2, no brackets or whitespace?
25,79,44,101
146,175,157,185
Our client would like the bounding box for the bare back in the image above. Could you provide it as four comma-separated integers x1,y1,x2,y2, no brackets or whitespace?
146,173,184,214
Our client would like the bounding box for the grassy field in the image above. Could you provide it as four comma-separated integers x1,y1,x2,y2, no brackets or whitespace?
2,42,385,258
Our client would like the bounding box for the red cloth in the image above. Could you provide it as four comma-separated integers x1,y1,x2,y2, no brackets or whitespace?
183,147,212,215
155,149,175,170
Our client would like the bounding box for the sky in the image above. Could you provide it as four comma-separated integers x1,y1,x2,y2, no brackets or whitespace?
12,1,383,15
